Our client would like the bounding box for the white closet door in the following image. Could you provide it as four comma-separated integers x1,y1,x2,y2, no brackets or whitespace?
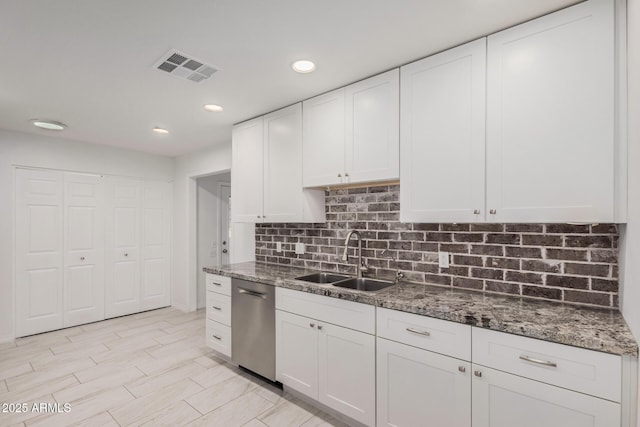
15,168,64,337
141,181,171,310
63,172,105,327
105,177,141,318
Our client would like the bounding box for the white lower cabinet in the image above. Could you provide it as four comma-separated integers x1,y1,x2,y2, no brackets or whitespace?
472,365,620,427
205,273,232,358
377,337,471,427
275,289,376,426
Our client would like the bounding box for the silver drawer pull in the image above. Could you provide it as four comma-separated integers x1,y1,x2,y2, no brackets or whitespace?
519,355,557,368
406,327,430,337
212,282,222,286
212,306,222,310
212,335,222,340
238,288,267,299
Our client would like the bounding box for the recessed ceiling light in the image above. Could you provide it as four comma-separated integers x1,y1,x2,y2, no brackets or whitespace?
203,104,224,112
292,60,316,73
152,127,169,134
31,119,66,131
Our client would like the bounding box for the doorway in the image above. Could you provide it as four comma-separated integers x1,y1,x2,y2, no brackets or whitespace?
196,172,231,309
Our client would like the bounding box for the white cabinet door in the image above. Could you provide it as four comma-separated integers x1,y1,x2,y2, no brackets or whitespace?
140,181,171,310
345,69,399,184
276,310,319,398
318,323,375,426
377,338,471,427
105,177,141,318
231,117,264,222
263,104,304,222
472,365,620,427
400,39,486,223
302,88,345,187
63,173,104,327
15,168,64,337
486,0,614,222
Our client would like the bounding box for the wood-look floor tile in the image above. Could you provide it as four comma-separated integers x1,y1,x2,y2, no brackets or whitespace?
193,355,221,369
1,374,79,404
125,362,206,398
73,353,153,384
50,341,110,356
136,347,205,376
111,378,203,426
258,395,319,427
134,400,202,427
242,419,269,427
115,321,173,339
145,334,205,359
0,340,17,351
300,412,351,427
190,363,241,389
68,411,119,427
0,362,34,383
185,391,274,427
186,375,256,415
1,379,7,393
53,366,144,403
92,342,162,364
28,386,134,426
6,358,95,392
30,346,108,371
0,394,57,425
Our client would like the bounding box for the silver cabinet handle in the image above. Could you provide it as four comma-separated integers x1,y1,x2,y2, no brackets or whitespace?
212,306,222,311
80,256,85,261
458,366,466,373
212,282,222,287
473,209,480,214
489,209,497,214
345,173,349,177
474,370,482,377
256,215,261,219
317,325,323,331
124,253,129,257
406,327,430,336
212,335,222,340
337,173,342,178
519,355,557,368
238,288,267,299
309,323,315,328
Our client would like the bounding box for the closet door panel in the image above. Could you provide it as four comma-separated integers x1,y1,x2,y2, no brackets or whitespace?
15,168,64,337
63,173,105,327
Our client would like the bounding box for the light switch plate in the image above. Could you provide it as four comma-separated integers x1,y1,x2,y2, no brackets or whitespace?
295,243,305,255
276,242,282,253
439,251,450,268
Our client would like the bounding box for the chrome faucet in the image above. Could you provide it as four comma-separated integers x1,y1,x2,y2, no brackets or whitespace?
342,230,368,278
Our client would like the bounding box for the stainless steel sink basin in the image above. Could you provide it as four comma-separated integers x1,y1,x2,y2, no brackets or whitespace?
332,277,395,292
295,273,350,284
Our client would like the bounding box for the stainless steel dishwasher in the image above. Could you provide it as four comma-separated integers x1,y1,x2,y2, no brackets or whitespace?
231,278,276,381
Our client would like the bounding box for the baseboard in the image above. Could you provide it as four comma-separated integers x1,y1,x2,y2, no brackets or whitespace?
171,303,194,312
0,334,15,344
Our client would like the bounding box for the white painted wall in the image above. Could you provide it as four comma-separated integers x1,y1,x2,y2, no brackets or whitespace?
0,129,174,342
197,172,231,308
620,0,640,424
173,142,255,312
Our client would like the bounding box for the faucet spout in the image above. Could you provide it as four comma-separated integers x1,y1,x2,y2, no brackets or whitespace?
342,230,367,278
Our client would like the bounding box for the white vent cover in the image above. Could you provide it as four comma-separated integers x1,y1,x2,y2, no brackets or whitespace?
153,49,218,83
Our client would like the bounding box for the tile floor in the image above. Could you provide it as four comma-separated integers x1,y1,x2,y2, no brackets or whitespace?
0,308,349,426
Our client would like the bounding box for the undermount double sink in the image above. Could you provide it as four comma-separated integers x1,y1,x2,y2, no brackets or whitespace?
295,272,396,292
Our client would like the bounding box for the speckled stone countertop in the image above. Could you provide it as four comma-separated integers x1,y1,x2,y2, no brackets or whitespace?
203,262,638,356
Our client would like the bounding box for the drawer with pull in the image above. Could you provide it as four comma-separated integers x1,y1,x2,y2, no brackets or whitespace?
377,307,471,360
472,327,621,401
206,291,231,326
206,273,231,296
206,319,231,358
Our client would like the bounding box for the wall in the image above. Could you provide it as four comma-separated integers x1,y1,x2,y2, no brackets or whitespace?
619,0,640,424
196,172,230,308
257,184,619,308
173,143,254,312
0,129,174,341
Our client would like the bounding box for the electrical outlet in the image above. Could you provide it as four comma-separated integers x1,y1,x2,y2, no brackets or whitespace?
295,242,305,255
438,251,450,269
276,241,282,253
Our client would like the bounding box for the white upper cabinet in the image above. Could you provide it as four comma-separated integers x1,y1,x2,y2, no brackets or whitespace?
486,0,615,223
232,104,325,223
303,69,400,187
302,89,345,187
345,69,400,184
231,117,264,222
400,39,487,223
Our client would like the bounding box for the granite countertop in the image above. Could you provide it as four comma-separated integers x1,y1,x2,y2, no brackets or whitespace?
203,261,638,356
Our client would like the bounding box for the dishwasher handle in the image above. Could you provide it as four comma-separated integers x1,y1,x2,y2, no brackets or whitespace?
238,288,267,299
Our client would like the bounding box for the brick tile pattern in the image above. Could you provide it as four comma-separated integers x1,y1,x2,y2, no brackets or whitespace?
255,185,619,308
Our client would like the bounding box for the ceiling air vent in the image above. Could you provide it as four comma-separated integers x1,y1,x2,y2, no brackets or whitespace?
153,49,218,83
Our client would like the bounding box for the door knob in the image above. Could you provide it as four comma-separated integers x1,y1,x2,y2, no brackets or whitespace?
222,249,228,254
222,241,227,245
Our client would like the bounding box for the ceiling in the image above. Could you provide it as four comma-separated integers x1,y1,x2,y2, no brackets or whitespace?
0,0,582,157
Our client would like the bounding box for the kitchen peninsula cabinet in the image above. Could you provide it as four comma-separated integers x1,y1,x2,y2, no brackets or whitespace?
231,103,325,223
303,69,399,187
